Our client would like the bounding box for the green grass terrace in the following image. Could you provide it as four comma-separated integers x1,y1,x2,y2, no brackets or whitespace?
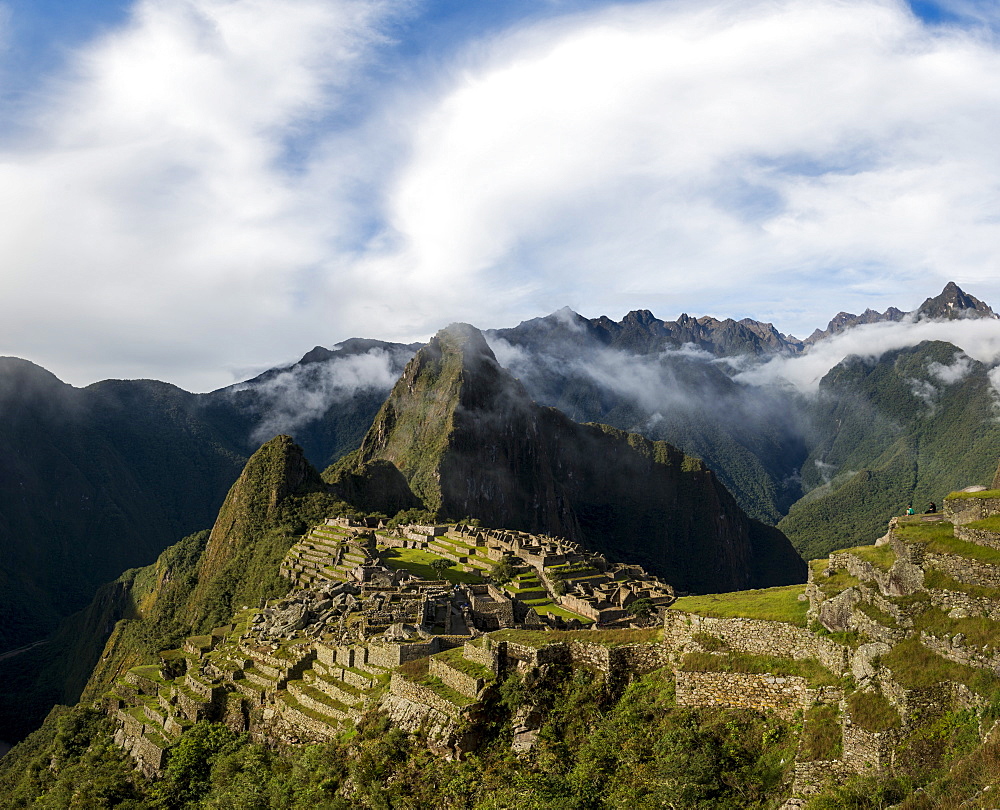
845,542,897,570
896,518,1000,565
945,489,1000,500
380,548,484,584
670,584,809,627
679,651,841,688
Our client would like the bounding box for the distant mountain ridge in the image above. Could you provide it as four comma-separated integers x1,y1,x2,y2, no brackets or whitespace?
0,282,994,652
492,305,804,359
806,280,997,343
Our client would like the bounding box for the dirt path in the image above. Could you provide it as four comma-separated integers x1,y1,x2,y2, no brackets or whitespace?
0,638,48,663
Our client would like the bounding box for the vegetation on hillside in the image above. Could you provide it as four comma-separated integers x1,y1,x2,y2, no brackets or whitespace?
0,665,798,809
780,341,1000,559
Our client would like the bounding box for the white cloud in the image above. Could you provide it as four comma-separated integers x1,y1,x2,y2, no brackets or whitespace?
736,318,1000,391
989,366,1000,400
0,0,400,390
5,0,1000,389
232,344,410,445
907,376,938,414
928,353,974,385
373,0,1000,334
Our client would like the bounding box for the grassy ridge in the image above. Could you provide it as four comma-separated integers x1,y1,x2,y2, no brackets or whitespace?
671,585,809,626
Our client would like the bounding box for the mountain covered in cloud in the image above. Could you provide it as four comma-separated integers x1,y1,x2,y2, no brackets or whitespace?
327,322,805,593
1,281,998,689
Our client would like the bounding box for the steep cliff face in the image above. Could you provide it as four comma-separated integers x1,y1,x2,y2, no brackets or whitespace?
348,324,805,592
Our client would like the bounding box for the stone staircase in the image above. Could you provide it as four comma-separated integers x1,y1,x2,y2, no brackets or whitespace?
280,524,378,588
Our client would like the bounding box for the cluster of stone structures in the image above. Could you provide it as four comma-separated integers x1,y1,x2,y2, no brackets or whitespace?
106,518,672,774
105,492,1000,807
283,519,674,626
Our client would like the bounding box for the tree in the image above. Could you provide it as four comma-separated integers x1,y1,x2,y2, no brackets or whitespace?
489,557,516,585
430,558,452,576
627,598,655,620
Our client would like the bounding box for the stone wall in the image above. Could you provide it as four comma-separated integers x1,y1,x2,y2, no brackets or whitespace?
875,666,982,730
828,551,882,586
287,682,347,720
791,760,857,798
499,640,571,669
919,632,1000,673
273,698,340,742
851,608,907,645
944,496,1000,527
841,721,897,770
389,674,465,719
617,643,668,674
463,641,499,672
566,641,613,672
923,551,1000,589
185,673,222,703
674,671,810,721
662,611,850,675
428,657,485,698
955,524,1000,550
826,551,923,598
172,684,211,722
130,732,168,776
367,640,440,669
927,588,1000,621
557,593,602,622
125,670,161,697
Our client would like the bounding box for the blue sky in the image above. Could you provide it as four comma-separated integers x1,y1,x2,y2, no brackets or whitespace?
2,0,1000,391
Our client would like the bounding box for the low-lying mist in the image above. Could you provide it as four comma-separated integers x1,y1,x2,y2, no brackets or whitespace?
224,343,415,450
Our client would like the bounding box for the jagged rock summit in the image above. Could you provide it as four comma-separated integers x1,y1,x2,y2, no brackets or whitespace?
493,307,804,357
807,281,996,342
917,280,997,321
334,322,805,593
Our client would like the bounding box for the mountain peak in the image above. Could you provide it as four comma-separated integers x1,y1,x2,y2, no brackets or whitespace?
916,281,997,321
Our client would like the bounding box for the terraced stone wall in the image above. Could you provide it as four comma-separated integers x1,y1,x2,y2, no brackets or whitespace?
388,674,464,719
367,640,440,669
273,699,338,742
662,611,850,675
791,761,857,798
918,632,1000,673
462,641,498,671
841,721,898,770
428,657,485,698
131,733,168,774
674,671,810,721
944,497,1000,527
875,666,982,729
566,641,665,677
956,525,1000,551
926,588,1000,621
922,551,1000,589
499,640,571,669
